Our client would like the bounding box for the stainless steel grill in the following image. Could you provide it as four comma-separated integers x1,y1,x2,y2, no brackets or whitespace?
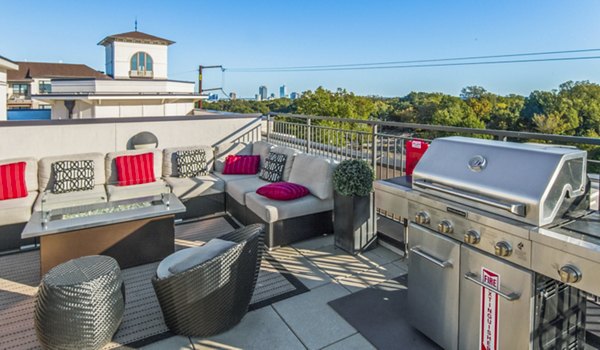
374,136,597,350
412,136,588,226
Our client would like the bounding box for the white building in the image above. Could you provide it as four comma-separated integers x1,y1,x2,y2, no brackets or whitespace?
36,31,203,119
0,56,19,120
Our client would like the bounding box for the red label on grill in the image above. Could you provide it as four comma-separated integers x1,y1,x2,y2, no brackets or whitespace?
480,268,499,350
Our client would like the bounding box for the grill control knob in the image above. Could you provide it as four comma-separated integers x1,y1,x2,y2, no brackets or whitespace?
437,220,454,234
559,265,582,284
494,241,512,257
464,230,481,245
415,211,431,225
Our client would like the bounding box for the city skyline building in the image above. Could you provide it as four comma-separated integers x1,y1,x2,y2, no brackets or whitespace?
280,85,287,98
259,85,267,101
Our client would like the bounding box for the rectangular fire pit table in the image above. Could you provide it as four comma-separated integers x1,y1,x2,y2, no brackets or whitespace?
22,193,186,275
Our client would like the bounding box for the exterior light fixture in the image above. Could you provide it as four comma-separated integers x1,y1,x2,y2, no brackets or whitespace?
130,131,159,149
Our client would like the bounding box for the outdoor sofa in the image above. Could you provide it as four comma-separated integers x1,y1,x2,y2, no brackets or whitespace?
0,140,336,252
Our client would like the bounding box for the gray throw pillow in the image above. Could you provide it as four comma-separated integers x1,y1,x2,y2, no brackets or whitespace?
167,238,238,276
176,149,208,177
51,160,95,194
259,152,287,182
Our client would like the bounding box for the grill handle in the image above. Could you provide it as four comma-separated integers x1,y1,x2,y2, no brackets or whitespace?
464,272,521,301
409,247,453,268
413,180,526,217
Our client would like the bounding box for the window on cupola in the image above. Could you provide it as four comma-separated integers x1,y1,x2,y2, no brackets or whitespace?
130,52,153,78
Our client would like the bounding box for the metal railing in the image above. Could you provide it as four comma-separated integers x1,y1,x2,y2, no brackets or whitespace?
265,112,600,209
232,123,262,144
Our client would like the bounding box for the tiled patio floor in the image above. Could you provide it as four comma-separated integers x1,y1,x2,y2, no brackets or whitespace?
141,235,407,350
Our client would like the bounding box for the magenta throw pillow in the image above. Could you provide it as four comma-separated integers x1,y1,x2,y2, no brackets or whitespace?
223,155,260,175
256,182,310,201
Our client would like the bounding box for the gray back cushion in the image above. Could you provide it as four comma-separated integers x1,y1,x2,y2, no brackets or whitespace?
163,145,214,177
38,153,105,191
288,154,336,200
214,142,252,173
251,141,275,168
105,149,163,185
270,146,302,181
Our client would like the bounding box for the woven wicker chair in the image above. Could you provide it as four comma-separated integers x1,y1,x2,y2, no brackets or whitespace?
152,224,265,337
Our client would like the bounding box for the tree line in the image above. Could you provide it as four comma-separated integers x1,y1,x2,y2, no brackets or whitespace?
204,82,599,169
204,81,600,138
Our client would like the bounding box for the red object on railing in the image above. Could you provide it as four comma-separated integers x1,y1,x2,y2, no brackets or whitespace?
405,139,429,176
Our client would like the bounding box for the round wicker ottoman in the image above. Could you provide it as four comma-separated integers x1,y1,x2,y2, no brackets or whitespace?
34,255,125,350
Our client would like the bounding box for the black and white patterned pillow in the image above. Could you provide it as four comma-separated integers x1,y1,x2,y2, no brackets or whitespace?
259,152,287,182
176,149,208,177
51,160,95,194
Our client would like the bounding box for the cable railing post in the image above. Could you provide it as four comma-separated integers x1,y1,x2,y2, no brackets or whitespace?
306,118,312,153
266,114,271,143
371,124,378,178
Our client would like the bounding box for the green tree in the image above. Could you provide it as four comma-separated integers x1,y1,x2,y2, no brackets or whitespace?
291,87,375,146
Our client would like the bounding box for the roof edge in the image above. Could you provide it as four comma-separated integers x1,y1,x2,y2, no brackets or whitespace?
98,31,175,46
0,55,19,70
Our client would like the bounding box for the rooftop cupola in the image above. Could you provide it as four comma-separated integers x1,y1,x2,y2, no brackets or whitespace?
98,31,174,80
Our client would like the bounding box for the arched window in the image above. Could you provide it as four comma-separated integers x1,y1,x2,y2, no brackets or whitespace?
130,52,153,77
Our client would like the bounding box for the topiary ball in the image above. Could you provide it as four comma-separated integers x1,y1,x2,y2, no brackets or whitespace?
333,159,374,197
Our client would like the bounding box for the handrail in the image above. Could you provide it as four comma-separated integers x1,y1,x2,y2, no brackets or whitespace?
464,272,521,301
410,247,453,268
268,112,600,146
413,180,527,216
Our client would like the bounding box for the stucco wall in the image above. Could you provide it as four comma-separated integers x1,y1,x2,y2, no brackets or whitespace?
109,41,168,79
50,100,195,119
51,79,195,93
0,115,261,160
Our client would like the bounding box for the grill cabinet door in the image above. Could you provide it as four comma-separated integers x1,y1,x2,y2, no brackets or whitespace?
407,222,460,350
459,245,534,350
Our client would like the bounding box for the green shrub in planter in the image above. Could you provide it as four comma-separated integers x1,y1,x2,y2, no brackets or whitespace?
333,160,374,197
333,160,376,254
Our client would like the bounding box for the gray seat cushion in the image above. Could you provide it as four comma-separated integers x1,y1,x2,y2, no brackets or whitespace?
245,192,333,223
33,185,107,211
165,175,224,200
156,238,238,279
212,172,259,185
226,177,270,205
0,191,37,225
106,181,169,202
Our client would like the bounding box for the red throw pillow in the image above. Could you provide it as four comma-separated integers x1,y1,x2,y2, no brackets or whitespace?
115,153,155,186
0,162,28,200
256,182,310,201
223,155,260,175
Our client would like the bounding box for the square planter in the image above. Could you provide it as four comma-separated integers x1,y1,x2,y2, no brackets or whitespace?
334,191,377,254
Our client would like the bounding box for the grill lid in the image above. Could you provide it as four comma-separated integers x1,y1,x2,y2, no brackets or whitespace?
412,137,587,226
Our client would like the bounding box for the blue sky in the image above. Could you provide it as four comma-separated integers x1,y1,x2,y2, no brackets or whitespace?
2,1,600,98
